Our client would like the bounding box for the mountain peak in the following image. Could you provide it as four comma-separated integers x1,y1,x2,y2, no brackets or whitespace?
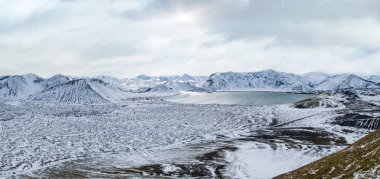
31,78,111,104
135,74,152,80
315,74,380,91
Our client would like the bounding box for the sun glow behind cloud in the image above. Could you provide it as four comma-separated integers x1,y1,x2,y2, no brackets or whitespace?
171,11,198,25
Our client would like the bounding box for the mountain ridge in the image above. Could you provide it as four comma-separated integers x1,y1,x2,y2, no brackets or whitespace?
2,70,380,103
315,74,380,92
202,69,314,92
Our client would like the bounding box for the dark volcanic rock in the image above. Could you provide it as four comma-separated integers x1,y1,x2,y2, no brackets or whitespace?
333,113,380,130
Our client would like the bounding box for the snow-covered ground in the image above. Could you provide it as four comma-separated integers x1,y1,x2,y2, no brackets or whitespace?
224,142,343,178
1,91,378,178
0,100,256,176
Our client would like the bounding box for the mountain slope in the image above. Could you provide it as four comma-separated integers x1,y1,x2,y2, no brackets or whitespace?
0,74,45,99
276,129,380,179
315,74,380,92
302,72,331,84
366,75,380,83
43,74,71,87
202,70,314,92
30,79,113,104
132,82,180,93
88,79,127,101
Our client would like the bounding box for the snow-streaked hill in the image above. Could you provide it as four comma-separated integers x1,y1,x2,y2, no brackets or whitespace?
42,74,71,87
0,74,45,99
365,75,380,83
202,70,314,92
132,82,179,93
315,74,380,92
30,78,125,104
302,72,331,84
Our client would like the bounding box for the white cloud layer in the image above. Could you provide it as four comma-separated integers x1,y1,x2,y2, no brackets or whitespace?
0,0,379,77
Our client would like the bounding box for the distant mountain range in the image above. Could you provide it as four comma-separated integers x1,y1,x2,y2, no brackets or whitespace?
202,70,314,92
1,70,380,103
365,75,380,83
96,74,207,92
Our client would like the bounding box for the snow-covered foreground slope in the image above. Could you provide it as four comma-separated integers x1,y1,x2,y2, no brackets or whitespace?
225,142,343,178
315,74,380,92
202,70,314,92
0,100,255,176
2,91,378,178
276,129,380,178
223,105,371,178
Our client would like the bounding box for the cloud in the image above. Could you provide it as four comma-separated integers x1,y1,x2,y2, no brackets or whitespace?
0,0,379,77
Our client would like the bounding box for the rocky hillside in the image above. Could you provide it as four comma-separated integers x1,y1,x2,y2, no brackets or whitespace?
275,129,380,179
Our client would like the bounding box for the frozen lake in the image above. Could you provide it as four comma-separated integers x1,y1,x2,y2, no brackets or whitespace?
168,91,313,105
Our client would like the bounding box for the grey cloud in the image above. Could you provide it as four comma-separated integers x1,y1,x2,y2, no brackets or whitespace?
0,0,379,77
115,0,380,46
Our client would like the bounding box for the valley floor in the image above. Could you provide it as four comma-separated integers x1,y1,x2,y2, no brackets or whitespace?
0,93,379,178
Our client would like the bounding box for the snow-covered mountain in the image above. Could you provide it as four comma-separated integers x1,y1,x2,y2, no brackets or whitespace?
365,75,380,83
31,78,125,104
2,71,380,103
42,74,71,87
315,74,380,92
132,82,179,93
0,74,45,99
202,70,314,92
94,76,126,90
95,74,207,92
302,72,331,84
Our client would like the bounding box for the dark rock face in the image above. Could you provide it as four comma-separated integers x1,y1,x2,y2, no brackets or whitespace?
293,97,321,108
239,127,347,146
334,113,380,130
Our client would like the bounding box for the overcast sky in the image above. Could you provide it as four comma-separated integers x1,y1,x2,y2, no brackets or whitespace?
0,0,379,77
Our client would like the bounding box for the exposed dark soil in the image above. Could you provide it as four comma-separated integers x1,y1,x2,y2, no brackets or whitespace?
239,127,347,146
20,143,238,179
293,97,321,108
333,113,380,130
